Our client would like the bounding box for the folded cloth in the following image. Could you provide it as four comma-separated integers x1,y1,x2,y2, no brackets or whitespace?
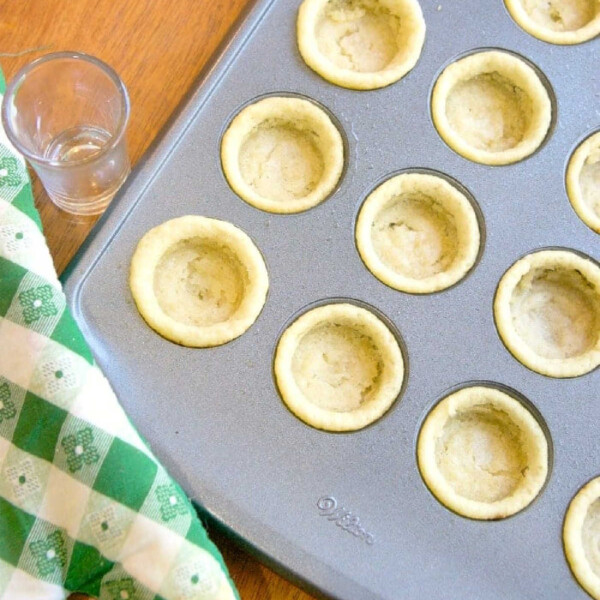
0,67,238,600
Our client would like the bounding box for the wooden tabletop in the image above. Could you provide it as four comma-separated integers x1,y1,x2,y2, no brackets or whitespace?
0,1,315,599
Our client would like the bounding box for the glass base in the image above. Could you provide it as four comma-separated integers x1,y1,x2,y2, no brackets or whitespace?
47,168,130,216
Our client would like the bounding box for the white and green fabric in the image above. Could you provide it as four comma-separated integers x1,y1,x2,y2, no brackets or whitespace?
0,68,238,600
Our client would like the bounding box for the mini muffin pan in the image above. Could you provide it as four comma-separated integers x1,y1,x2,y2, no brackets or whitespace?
63,0,600,598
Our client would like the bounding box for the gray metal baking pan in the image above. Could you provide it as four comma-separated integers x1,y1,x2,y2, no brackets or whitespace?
63,0,600,597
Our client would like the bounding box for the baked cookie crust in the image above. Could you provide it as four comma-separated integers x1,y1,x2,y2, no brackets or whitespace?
564,476,600,600
567,130,600,234
297,0,425,90
494,249,600,378
355,172,480,293
431,50,552,165
417,385,548,520
506,0,600,45
274,303,404,431
221,96,344,214
130,216,269,347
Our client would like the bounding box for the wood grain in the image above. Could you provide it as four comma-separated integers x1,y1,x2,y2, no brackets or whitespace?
0,1,316,599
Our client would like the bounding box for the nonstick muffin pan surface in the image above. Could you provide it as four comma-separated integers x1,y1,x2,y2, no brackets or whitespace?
63,0,600,597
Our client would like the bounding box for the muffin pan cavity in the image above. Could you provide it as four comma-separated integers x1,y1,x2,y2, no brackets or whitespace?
431,50,552,165
129,216,269,347
495,249,600,377
274,302,404,431
221,95,344,213
417,385,549,520
355,171,481,293
297,0,425,89
567,130,600,233
505,0,600,44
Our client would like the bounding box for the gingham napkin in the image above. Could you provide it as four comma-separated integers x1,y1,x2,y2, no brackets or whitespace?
0,68,238,600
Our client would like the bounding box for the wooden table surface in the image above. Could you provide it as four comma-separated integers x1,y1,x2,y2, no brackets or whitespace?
0,2,315,599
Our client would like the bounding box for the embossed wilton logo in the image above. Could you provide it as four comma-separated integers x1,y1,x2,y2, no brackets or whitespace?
317,496,374,545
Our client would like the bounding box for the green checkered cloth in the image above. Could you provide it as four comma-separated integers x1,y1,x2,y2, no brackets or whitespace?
0,68,238,600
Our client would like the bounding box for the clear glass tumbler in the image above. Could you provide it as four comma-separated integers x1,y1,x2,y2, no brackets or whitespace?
2,52,130,215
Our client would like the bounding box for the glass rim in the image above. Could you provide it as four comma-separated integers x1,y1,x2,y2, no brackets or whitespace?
1,51,130,168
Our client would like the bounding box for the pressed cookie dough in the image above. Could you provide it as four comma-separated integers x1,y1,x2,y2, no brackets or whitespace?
297,0,425,90
274,303,404,431
130,216,268,347
567,130,600,233
494,249,600,377
564,477,600,600
221,96,344,213
417,386,548,520
506,0,600,44
431,50,552,165
355,172,480,293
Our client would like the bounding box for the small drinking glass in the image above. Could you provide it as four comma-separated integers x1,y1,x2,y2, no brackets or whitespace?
2,51,130,215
